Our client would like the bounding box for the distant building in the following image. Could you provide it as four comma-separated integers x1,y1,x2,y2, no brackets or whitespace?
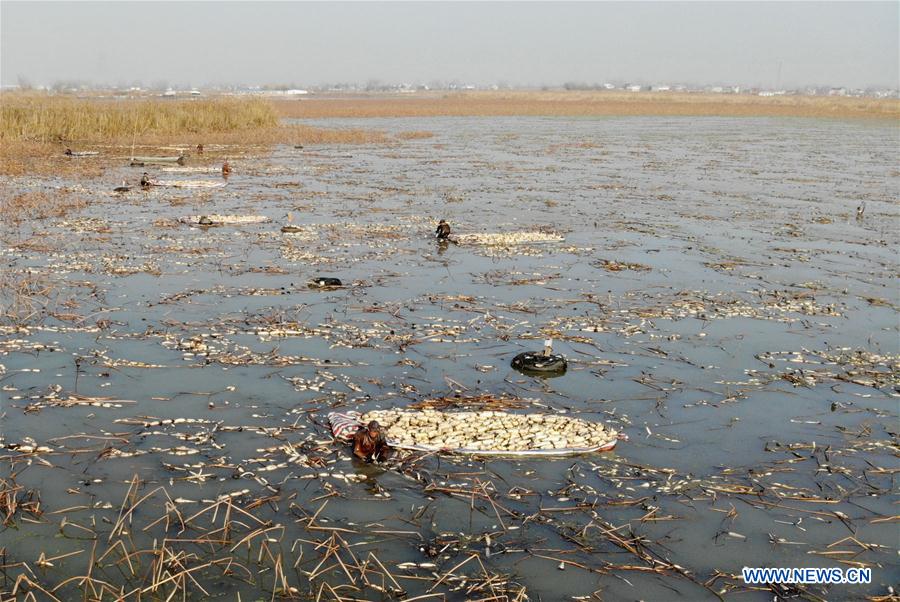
257,89,309,97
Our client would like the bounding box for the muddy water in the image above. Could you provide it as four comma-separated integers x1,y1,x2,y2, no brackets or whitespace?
1,116,898,600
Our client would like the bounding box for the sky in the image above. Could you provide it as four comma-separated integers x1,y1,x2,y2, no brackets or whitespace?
2,1,898,89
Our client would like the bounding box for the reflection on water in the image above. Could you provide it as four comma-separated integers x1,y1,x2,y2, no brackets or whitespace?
1,117,897,600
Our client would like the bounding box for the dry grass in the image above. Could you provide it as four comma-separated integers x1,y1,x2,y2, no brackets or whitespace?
273,90,900,120
396,130,436,140
1,94,278,142
0,93,387,176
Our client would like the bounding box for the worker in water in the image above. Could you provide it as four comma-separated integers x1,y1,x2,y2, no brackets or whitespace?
140,172,152,189
196,143,204,155
435,219,451,240
222,160,232,177
353,420,390,462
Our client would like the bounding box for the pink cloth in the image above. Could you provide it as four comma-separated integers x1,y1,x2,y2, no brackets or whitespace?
328,411,362,441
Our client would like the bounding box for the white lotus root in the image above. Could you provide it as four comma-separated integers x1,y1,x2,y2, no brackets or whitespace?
454,231,564,246
179,214,270,225
360,409,616,452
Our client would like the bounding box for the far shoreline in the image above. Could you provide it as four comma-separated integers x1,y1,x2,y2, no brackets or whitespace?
272,90,900,121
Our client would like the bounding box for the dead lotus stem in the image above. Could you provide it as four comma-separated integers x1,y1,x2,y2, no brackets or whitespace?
12,573,64,602
229,524,285,553
183,496,266,528
306,549,338,582
145,548,227,596
95,540,135,576
222,497,234,543
108,475,141,542
869,515,899,523
111,486,174,536
332,543,357,586
366,552,404,592
141,496,184,534
270,553,289,602
428,553,478,592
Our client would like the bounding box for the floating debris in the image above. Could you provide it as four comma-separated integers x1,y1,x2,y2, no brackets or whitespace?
595,258,651,272
308,277,343,288
150,179,225,188
178,214,270,225
456,230,564,246
131,154,186,165
755,347,900,390
160,165,220,173
64,148,99,158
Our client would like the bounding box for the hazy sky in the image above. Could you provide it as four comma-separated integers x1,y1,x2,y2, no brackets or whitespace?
2,2,897,89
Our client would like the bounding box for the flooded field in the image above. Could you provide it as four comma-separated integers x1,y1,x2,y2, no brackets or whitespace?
1,116,898,600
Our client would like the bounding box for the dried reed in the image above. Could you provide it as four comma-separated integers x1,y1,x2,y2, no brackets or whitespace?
273,90,900,120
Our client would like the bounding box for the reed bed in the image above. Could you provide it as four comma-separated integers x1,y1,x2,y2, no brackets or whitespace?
273,90,900,120
1,95,278,142
396,130,436,140
0,94,387,176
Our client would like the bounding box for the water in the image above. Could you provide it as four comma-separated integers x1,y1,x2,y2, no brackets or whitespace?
1,116,897,600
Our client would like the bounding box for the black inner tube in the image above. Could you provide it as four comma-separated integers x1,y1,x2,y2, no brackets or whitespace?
511,351,567,375
309,277,342,288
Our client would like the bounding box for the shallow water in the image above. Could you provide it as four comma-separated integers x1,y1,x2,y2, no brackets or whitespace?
1,116,898,600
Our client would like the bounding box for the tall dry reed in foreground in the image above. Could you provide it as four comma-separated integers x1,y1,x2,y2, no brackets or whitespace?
0,95,279,142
